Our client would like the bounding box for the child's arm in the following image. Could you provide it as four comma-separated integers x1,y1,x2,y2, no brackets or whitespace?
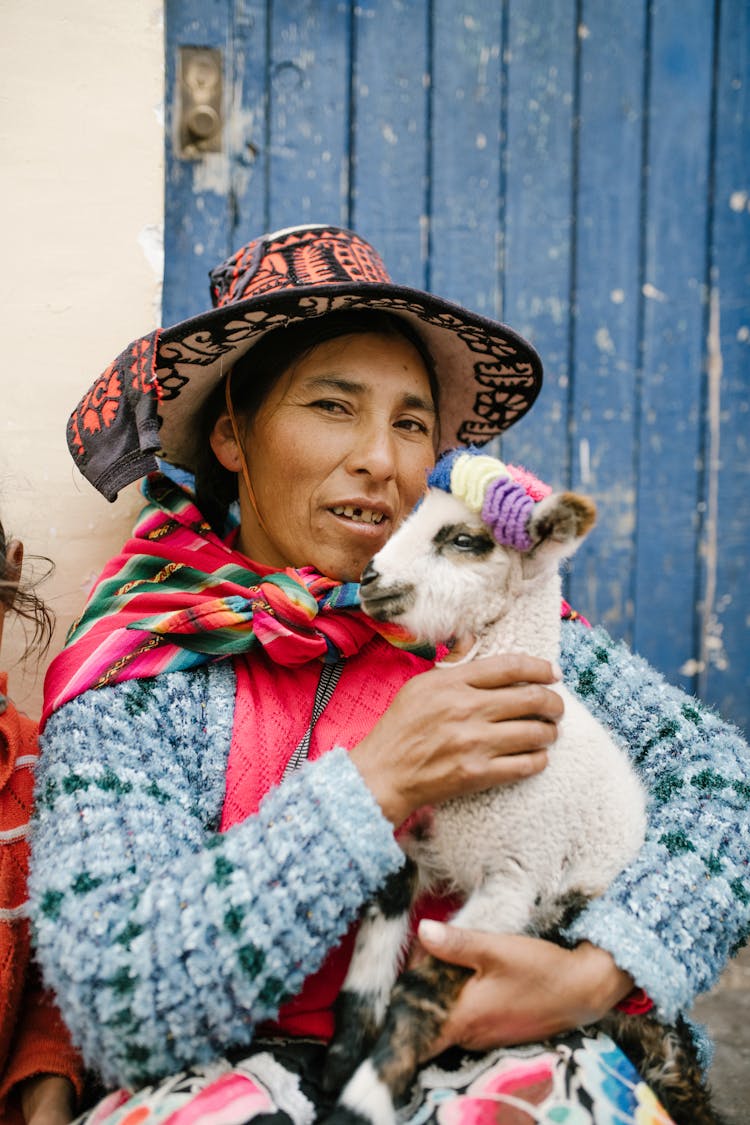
19,1076,76,1125
0,683,84,1124
1,966,83,1125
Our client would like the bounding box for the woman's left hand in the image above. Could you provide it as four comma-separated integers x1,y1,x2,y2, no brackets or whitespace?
415,919,634,1056
19,1074,76,1125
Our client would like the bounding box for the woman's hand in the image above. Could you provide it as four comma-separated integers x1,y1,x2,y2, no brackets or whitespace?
350,653,563,826
415,920,634,1055
19,1074,76,1125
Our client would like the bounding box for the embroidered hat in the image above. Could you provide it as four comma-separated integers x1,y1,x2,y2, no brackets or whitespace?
68,224,543,501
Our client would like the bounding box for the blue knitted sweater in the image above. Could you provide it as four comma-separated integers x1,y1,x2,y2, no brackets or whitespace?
28,622,750,1089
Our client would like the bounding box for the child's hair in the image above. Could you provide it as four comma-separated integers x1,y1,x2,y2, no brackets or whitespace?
0,517,55,660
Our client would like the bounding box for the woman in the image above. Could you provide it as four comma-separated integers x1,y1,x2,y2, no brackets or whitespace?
30,225,749,1123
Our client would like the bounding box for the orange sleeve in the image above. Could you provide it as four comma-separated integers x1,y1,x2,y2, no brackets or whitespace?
0,685,85,1121
0,964,85,1121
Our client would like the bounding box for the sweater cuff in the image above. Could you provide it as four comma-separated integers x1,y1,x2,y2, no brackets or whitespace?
565,900,690,1022
297,746,405,883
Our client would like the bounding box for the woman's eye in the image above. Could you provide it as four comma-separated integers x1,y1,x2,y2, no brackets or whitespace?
396,417,430,435
312,399,347,414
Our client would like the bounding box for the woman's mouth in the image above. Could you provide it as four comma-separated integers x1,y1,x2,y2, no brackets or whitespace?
330,505,386,526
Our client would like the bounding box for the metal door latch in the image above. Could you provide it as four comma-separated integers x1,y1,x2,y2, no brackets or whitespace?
176,46,223,158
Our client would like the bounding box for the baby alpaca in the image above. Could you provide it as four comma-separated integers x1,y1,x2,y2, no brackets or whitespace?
323,451,721,1125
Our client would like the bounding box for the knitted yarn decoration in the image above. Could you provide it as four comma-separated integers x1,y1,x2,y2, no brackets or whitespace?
428,447,552,551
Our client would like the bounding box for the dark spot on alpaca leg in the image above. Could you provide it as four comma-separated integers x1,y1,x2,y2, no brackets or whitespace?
533,888,592,946
371,956,472,1103
324,860,420,1095
323,988,386,1096
319,1108,371,1125
378,858,419,918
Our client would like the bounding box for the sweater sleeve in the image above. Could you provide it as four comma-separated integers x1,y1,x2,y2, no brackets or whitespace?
559,621,750,1021
28,661,405,1089
0,966,84,1119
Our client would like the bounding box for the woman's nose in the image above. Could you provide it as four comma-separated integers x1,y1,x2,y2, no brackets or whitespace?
347,421,396,480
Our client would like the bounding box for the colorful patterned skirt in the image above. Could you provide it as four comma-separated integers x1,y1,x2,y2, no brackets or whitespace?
72,1031,676,1124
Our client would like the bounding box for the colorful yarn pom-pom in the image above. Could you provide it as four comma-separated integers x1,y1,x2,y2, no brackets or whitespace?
480,476,535,551
428,448,543,552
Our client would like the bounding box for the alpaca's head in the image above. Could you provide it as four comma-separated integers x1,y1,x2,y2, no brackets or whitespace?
359,450,596,645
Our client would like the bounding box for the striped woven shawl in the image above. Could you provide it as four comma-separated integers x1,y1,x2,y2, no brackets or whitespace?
42,473,427,726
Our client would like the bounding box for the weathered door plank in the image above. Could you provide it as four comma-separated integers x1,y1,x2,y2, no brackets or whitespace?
500,0,579,488
162,0,749,733
566,2,647,641
633,0,715,688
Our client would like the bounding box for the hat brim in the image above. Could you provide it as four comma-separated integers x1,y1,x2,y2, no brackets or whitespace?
154,281,542,472
68,281,542,501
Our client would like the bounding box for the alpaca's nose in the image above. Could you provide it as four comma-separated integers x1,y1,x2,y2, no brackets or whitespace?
360,562,379,587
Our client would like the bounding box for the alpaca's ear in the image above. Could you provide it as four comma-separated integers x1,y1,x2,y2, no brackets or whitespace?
526,492,597,556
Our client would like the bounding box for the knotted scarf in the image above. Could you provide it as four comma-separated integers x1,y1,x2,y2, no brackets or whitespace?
42,473,428,726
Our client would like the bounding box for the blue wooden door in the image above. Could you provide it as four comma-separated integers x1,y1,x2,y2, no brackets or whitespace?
164,0,750,735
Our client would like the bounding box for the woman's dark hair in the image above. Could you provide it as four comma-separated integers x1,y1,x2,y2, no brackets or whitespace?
193,310,440,534
0,518,55,660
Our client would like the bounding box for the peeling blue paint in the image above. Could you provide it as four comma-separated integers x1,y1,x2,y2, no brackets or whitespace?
164,0,750,735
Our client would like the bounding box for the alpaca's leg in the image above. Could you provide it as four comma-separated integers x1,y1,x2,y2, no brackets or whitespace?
450,867,539,932
323,859,419,1095
327,952,471,1125
324,876,538,1125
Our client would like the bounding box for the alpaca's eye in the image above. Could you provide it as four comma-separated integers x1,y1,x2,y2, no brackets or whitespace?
433,524,495,557
451,533,494,554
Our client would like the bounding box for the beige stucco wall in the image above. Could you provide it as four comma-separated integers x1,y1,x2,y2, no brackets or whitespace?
0,0,164,716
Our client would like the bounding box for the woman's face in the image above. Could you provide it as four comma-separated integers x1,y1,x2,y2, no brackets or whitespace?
212,332,438,581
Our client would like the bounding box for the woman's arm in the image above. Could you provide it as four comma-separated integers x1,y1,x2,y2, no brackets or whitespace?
29,662,405,1090
350,652,562,825
410,624,749,1057
560,620,750,1019
30,649,564,1090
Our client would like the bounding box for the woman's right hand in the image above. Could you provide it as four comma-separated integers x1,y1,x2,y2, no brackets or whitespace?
349,653,563,826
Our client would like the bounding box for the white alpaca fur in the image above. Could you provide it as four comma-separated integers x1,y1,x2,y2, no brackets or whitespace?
358,487,648,935
324,484,719,1125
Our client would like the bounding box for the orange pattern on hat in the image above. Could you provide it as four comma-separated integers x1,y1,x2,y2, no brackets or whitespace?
212,227,391,308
